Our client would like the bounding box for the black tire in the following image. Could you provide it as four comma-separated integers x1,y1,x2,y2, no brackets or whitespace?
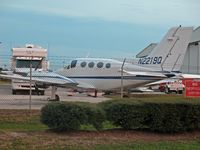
40,91,45,95
165,87,169,94
55,94,60,101
178,90,183,94
12,90,16,95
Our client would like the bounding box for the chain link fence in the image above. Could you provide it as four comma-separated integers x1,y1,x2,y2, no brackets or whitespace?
0,54,199,110
0,55,111,110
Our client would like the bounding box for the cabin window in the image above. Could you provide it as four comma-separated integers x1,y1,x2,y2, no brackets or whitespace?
105,63,111,68
80,61,87,68
88,62,95,68
97,62,103,68
71,60,77,68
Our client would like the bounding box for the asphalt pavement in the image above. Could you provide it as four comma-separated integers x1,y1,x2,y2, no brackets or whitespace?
0,84,110,109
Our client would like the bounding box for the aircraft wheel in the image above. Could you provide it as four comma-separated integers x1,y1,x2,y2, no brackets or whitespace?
47,95,60,101
165,87,169,94
39,91,45,95
12,90,16,95
55,94,60,101
178,90,183,94
41,91,45,95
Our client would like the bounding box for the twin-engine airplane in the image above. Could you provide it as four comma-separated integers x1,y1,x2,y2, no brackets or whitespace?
0,26,194,100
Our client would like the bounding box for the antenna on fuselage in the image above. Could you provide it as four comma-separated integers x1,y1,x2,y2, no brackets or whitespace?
86,52,90,58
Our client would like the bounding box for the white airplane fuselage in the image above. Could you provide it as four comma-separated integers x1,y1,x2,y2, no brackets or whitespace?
57,58,163,90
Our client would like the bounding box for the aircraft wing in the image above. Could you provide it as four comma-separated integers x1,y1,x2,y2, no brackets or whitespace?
146,73,200,86
146,78,178,86
0,72,78,87
180,74,200,79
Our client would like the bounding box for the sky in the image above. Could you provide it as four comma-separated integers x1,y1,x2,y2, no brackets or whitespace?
0,0,200,68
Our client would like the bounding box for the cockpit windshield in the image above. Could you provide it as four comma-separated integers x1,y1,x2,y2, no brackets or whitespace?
71,60,77,68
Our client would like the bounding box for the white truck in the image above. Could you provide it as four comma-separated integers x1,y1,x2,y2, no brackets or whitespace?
164,80,185,94
11,44,48,95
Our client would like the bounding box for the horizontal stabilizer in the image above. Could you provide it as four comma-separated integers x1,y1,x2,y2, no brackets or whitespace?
123,70,167,78
180,74,200,79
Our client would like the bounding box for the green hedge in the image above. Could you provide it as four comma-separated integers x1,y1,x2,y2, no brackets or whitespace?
80,103,105,130
102,100,200,133
41,102,105,131
103,102,147,129
41,100,200,133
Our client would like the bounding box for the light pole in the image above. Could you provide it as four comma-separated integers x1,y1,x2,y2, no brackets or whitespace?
121,58,126,98
29,57,33,116
0,42,2,70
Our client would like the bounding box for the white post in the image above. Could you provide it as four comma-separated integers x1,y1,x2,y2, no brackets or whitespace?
51,86,57,100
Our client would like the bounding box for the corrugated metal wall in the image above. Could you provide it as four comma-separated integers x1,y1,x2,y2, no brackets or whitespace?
181,27,200,74
181,42,200,74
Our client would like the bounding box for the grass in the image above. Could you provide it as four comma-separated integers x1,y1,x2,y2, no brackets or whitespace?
1,140,200,150
87,141,200,150
0,95,200,149
80,121,117,131
107,94,200,104
0,109,48,132
0,122,47,132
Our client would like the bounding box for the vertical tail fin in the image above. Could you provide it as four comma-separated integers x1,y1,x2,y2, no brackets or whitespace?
138,27,193,72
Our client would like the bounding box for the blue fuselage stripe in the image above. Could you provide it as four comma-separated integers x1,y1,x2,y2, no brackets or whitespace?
30,75,164,81
69,76,163,80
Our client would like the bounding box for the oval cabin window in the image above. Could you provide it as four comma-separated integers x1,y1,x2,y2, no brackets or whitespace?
105,63,111,68
88,62,95,68
97,62,103,68
80,61,87,68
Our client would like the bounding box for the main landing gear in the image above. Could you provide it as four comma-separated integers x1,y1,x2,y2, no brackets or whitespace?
94,89,97,98
47,86,60,101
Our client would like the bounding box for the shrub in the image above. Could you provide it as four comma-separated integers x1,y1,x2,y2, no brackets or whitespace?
182,104,200,131
102,100,200,133
145,103,183,133
83,105,105,130
41,100,200,133
102,101,147,129
41,102,105,131
41,102,87,131
145,103,200,133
